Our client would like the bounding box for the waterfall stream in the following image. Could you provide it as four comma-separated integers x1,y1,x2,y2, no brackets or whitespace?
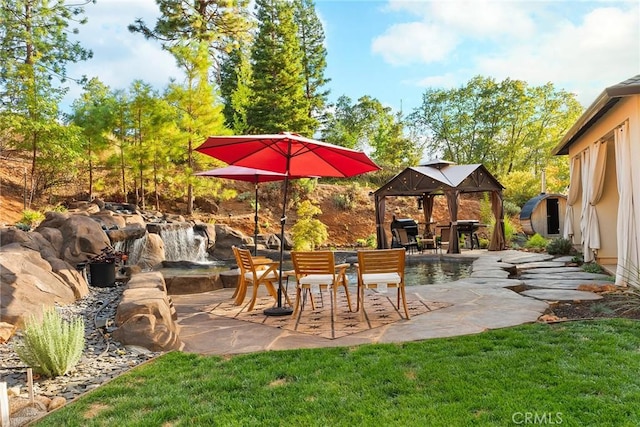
157,225,209,263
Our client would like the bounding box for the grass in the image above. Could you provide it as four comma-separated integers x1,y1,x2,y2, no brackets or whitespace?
35,319,640,426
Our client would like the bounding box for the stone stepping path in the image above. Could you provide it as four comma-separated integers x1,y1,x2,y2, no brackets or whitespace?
520,272,611,280
495,251,616,303
515,261,571,270
519,266,583,274
524,279,616,290
521,289,603,302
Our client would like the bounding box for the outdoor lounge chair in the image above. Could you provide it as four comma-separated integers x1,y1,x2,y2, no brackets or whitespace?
438,226,451,254
355,248,410,319
393,228,419,254
233,246,291,311
291,251,353,321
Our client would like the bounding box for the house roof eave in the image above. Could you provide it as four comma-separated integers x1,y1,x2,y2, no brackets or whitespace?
552,74,640,156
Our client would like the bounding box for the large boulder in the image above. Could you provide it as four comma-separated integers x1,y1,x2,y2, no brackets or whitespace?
90,210,127,231
212,224,252,260
194,221,216,251
0,245,82,326
105,224,146,244
112,272,183,352
136,233,165,270
37,212,111,264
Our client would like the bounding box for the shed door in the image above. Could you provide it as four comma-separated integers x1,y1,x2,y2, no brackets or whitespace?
546,198,560,235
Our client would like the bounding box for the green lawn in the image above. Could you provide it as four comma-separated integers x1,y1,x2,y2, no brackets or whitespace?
36,319,640,426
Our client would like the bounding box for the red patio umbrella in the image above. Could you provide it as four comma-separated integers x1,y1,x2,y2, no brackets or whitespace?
195,132,380,316
195,165,297,255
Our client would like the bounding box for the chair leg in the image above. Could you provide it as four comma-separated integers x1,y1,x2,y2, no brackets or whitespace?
234,278,248,306
247,281,260,311
340,276,353,312
293,287,302,315
400,286,410,319
331,286,337,323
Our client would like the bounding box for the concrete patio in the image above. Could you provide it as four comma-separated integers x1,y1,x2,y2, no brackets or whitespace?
171,249,612,355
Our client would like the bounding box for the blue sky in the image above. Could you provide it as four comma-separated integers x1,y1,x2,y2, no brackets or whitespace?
65,0,640,115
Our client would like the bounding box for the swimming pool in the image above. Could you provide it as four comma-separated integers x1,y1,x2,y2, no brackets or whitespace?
158,257,474,287
342,258,473,286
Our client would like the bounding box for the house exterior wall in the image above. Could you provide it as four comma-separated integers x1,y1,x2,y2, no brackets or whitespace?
566,95,640,265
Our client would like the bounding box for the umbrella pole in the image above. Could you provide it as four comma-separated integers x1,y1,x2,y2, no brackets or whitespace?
264,175,293,316
253,182,259,256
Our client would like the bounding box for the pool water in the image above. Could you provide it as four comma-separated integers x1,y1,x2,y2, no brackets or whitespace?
159,258,473,286
343,258,473,286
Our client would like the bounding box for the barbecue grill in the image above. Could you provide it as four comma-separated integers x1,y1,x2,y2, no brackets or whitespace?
390,217,419,248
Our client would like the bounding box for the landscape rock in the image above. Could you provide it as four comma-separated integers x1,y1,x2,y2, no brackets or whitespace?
37,212,111,265
113,272,183,352
212,224,252,260
0,246,79,326
136,233,165,270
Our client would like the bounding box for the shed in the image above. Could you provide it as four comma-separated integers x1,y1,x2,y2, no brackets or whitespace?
519,193,567,238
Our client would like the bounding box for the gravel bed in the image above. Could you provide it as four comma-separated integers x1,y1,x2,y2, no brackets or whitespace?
1,284,162,402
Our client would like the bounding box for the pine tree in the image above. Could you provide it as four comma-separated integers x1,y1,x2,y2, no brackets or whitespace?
247,0,314,135
0,0,92,204
293,0,330,127
219,43,253,133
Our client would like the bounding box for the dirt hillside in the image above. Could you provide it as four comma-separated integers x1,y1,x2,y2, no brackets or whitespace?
0,157,482,247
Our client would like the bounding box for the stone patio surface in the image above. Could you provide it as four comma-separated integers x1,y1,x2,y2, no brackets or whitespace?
171,249,609,356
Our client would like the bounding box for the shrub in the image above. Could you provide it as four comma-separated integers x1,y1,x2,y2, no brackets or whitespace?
525,233,548,250
479,194,493,225
332,193,354,210
18,209,45,229
16,307,85,377
503,201,521,218
582,262,604,274
546,238,574,255
291,200,328,251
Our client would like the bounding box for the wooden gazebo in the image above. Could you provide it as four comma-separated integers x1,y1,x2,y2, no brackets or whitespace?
373,160,506,253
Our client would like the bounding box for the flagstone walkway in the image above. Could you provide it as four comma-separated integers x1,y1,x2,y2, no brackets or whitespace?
171,250,614,355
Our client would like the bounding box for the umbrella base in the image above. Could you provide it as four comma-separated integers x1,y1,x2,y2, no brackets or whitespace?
264,306,294,316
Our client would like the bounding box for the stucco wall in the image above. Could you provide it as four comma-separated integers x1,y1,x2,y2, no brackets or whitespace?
565,95,640,265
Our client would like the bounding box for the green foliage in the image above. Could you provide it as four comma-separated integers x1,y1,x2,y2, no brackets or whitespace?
525,233,548,250
237,191,254,203
331,183,360,211
293,0,330,122
291,200,328,251
287,178,317,207
478,237,490,249
546,238,574,255
504,217,516,246
19,209,45,228
1,0,91,201
582,262,604,274
322,95,422,167
479,194,493,225
490,216,516,246
501,170,540,207
356,234,377,248
503,201,521,217
332,193,354,210
408,76,583,179
247,0,316,135
16,307,85,378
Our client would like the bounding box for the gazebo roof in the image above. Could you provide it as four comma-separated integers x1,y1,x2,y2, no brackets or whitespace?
374,161,504,197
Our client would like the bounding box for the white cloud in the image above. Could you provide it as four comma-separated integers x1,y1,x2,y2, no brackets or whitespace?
474,5,640,104
377,1,639,106
63,0,182,110
371,22,458,65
